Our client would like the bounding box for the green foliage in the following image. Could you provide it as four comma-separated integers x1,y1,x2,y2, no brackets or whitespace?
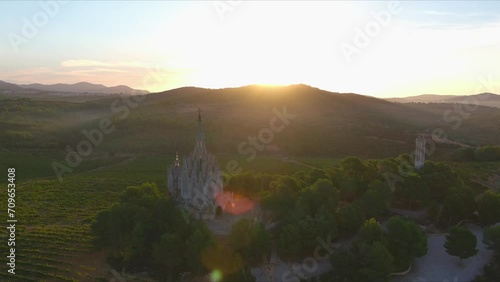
394,174,429,209
338,203,365,235
357,218,384,246
478,191,500,226
331,240,394,282
229,218,271,262
483,226,500,256
338,177,358,202
357,242,394,282
92,182,215,279
267,175,340,258
361,189,387,218
226,172,276,198
442,186,476,226
474,146,500,162
420,161,463,203
444,226,478,261
330,249,358,281
475,226,500,282
331,216,427,280
307,168,330,186
385,216,427,271
453,146,500,162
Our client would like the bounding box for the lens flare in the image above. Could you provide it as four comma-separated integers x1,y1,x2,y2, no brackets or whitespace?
210,269,223,282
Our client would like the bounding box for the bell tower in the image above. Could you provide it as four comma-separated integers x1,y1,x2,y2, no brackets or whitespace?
415,136,426,170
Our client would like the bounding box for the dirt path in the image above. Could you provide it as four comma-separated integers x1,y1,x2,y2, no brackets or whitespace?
83,156,137,173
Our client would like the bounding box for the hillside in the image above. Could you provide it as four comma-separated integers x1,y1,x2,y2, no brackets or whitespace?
387,93,500,108
1,84,499,159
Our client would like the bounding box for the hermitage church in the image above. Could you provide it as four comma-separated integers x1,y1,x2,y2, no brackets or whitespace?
167,109,233,220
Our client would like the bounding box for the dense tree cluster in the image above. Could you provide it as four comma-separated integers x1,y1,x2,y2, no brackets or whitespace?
91,182,252,281
453,146,500,162
331,217,427,282
91,155,499,281
255,156,478,260
474,226,500,282
477,191,500,226
229,218,271,263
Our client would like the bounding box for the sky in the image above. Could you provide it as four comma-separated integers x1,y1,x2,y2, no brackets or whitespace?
1,1,500,98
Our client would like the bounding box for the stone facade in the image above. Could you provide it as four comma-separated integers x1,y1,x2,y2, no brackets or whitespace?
167,109,233,220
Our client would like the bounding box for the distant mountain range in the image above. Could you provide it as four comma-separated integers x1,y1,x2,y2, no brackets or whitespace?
386,93,500,108
0,80,149,94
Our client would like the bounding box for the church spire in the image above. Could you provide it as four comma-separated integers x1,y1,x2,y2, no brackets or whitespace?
175,151,180,167
194,108,206,157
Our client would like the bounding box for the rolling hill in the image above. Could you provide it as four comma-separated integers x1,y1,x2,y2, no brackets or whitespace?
1,84,499,160
386,93,500,108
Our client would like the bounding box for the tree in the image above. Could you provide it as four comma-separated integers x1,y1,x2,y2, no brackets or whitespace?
340,157,376,193
338,177,358,202
368,180,393,204
358,218,384,245
357,242,394,282
230,218,270,261
341,157,366,179
478,191,500,226
330,242,394,282
200,244,244,280
307,168,330,186
279,223,302,257
230,219,253,256
420,162,462,203
483,226,500,256
394,174,429,209
185,224,215,274
152,233,183,280
445,226,478,263
385,216,427,271
361,189,386,218
92,182,216,280
442,186,476,226
338,203,365,235
330,249,359,281
475,226,500,282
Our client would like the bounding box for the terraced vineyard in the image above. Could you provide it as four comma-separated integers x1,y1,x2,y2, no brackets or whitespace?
0,225,102,281
0,154,168,281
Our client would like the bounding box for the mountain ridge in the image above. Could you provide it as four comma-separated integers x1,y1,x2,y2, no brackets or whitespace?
386,93,500,108
0,80,149,94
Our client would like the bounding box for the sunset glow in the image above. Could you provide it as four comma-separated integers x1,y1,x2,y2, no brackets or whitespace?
1,1,499,97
